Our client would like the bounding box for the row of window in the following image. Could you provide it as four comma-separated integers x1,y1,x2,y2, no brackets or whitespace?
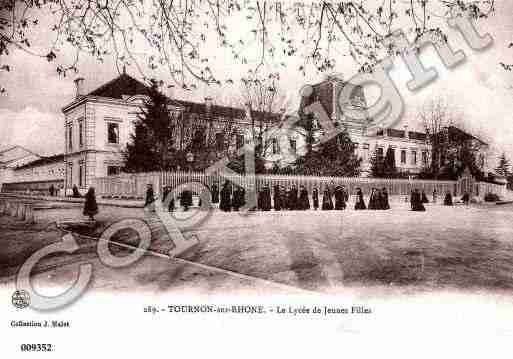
375,147,428,166
15,167,65,178
271,138,297,155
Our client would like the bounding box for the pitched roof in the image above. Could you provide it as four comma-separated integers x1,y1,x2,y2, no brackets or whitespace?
87,73,150,99
0,145,40,164
86,73,281,123
447,126,488,146
14,153,65,170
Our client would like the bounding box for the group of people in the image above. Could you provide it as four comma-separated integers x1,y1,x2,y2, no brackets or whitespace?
213,181,393,212
82,181,475,222
143,180,481,215
410,189,428,211
271,185,311,211
48,184,61,197
441,191,470,206
219,182,247,211
364,188,391,210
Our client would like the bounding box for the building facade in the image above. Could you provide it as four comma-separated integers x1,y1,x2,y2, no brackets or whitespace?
299,76,433,176
1,73,492,194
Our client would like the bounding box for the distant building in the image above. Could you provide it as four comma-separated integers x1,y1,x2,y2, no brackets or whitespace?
0,73,492,194
0,146,42,190
1,154,65,193
60,73,283,192
298,76,433,176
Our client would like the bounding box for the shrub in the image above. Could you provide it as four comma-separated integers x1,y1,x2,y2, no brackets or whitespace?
484,193,500,202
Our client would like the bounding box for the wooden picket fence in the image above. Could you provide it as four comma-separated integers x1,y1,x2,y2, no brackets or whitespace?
91,170,485,200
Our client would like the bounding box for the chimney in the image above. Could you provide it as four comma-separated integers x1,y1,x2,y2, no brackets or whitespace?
74,77,85,100
404,124,409,139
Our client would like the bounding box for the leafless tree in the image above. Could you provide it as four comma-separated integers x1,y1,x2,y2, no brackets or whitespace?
419,96,458,175
239,71,291,164
0,1,495,93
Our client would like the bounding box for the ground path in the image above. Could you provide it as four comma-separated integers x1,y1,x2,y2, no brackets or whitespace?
1,195,513,296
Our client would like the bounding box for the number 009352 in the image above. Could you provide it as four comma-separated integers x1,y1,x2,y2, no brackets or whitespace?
20,344,53,352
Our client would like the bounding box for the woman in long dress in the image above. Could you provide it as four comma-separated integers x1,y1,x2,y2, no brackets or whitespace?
232,186,245,211
421,190,429,204
411,189,426,211
211,183,219,204
354,188,366,210
334,185,346,210
443,191,453,206
368,188,377,210
322,187,333,210
381,187,390,210
83,187,99,221
273,185,281,211
298,185,310,210
289,185,298,210
262,185,272,211
312,187,319,210
219,181,232,212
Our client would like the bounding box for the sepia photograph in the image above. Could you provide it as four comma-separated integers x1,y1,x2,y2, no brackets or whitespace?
1,0,513,357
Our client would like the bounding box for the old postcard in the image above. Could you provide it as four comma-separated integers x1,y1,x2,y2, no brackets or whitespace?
1,0,512,357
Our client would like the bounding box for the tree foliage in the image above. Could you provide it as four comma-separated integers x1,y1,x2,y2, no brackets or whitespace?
369,146,401,178
369,148,385,178
124,81,176,172
294,127,361,177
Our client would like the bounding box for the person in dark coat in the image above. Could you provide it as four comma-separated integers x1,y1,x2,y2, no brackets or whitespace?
298,185,310,210
368,188,378,210
285,187,292,210
421,190,429,204
312,186,319,210
322,187,333,210
376,189,384,210
83,187,99,221
49,184,55,196
163,186,175,212
219,181,232,212
144,184,155,210
289,185,298,210
273,185,281,211
211,183,219,204
262,185,272,211
411,189,426,211
334,185,346,210
72,185,81,198
443,191,453,206
432,188,437,203
257,188,263,210
342,185,349,209
381,187,390,210
232,186,245,211
354,188,366,210
461,192,470,205
180,189,193,211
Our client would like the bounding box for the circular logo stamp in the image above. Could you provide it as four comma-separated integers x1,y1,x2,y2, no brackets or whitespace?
12,290,30,309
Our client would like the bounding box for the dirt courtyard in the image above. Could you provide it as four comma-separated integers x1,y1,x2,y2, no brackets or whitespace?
1,199,513,296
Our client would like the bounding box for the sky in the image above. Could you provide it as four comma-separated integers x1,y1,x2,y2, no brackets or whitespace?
1,0,513,168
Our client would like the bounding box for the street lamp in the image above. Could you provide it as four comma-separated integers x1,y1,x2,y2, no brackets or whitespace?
186,151,194,172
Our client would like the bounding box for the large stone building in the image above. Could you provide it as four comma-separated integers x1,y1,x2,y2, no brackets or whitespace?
299,76,433,175
0,73,491,194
